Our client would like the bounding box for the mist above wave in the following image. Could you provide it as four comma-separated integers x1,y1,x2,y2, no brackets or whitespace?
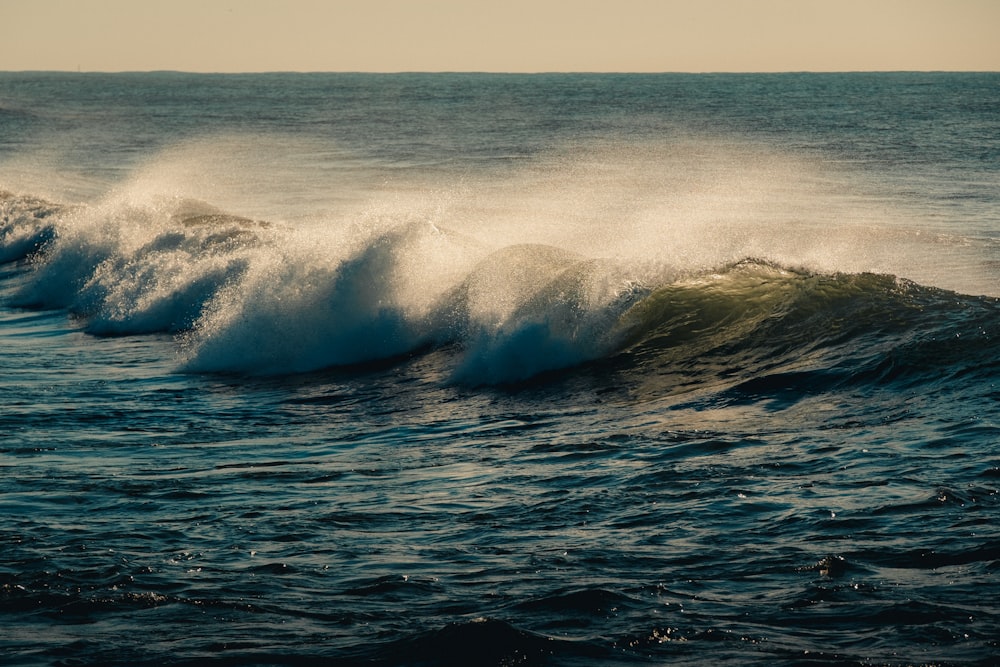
2,136,996,383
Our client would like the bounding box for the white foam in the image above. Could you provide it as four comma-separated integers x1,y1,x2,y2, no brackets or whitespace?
7,133,995,382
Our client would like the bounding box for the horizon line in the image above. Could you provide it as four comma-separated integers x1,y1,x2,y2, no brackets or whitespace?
3,69,998,76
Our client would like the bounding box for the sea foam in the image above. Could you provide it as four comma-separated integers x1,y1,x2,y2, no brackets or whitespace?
4,135,994,383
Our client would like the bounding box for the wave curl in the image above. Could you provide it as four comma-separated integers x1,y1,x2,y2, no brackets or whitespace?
3,190,997,387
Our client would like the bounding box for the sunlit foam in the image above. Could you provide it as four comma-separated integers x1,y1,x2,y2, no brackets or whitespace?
4,133,996,381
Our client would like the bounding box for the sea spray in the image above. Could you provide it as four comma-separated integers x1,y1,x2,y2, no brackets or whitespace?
0,191,63,264
179,219,477,374
449,249,654,384
3,116,997,380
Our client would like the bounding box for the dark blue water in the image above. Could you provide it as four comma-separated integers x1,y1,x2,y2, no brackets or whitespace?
2,72,999,666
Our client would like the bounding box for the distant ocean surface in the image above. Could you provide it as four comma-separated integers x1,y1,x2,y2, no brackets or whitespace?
1,72,999,666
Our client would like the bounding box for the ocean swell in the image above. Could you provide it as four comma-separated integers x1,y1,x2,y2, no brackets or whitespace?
2,189,997,388
616,260,1000,405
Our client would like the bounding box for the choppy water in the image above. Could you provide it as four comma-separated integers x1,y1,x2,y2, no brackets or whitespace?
1,72,999,666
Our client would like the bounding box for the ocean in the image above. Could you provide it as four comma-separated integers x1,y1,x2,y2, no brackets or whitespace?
1,71,998,666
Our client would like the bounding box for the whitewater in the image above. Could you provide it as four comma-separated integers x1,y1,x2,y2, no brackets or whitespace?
1,72,999,666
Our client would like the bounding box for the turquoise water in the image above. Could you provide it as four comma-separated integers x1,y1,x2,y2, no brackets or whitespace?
1,72,999,666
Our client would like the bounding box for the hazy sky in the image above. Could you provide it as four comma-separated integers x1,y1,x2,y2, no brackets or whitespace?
2,0,998,73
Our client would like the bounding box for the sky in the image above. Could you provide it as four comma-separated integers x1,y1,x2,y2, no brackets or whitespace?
1,0,998,73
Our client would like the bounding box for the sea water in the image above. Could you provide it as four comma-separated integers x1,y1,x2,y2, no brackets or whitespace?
1,72,999,666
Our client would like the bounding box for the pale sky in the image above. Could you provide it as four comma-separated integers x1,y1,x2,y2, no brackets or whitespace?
1,0,998,73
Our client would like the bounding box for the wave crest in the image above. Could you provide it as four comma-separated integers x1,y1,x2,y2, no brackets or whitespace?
4,188,997,387
181,219,477,374
0,190,63,264
616,259,1000,401
449,247,652,384
6,194,266,335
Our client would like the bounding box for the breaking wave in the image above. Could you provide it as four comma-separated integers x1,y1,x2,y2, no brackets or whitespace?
2,188,997,387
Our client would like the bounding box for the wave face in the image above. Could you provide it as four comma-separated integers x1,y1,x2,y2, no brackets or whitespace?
617,262,1000,417
2,73,1000,667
